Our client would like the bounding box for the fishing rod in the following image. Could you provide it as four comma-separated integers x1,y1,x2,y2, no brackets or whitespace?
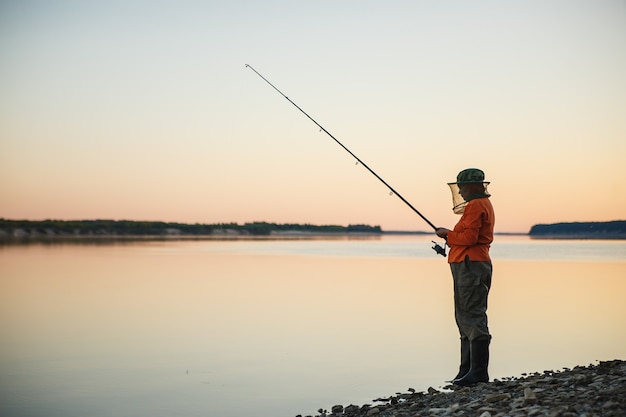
245,64,446,256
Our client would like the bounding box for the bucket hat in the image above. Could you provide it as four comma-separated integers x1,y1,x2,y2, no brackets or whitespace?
449,168,489,185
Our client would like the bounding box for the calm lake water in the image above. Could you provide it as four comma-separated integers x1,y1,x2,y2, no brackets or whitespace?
1,235,625,417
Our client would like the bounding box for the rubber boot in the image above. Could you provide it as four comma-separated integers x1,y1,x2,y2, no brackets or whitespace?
449,337,470,382
453,337,490,386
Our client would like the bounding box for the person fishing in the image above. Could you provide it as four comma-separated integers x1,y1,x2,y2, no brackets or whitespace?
435,168,495,386
247,66,497,387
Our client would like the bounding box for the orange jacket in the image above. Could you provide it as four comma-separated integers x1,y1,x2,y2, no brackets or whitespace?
447,197,495,263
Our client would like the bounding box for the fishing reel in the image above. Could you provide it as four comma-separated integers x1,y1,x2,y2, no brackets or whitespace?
432,241,447,257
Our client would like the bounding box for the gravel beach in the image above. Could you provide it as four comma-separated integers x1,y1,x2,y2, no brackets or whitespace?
299,360,625,417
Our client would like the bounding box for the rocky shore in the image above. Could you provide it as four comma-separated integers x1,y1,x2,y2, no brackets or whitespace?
299,360,625,417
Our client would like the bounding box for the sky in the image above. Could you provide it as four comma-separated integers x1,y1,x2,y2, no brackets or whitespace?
1,1,625,233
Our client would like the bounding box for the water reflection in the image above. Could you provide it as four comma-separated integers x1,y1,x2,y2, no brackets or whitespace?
0,239,624,417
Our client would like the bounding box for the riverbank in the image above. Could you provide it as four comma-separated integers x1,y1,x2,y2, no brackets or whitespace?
301,360,625,417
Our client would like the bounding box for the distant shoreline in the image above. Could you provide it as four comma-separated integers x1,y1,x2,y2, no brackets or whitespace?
529,235,626,240
0,219,382,240
0,230,385,242
1,219,625,240
3,231,624,243
528,220,626,240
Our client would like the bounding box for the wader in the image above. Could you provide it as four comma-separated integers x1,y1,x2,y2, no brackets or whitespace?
449,257,492,385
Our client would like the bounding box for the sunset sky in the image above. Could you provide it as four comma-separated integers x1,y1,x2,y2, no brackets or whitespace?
1,1,624,233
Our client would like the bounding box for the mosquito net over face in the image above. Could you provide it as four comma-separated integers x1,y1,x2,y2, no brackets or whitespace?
447,168,490,215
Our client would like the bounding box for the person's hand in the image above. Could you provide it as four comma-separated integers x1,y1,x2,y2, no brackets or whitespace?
435,227,450,239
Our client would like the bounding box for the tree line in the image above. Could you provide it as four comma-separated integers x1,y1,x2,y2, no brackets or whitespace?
529,221,626,238
0,219,382,237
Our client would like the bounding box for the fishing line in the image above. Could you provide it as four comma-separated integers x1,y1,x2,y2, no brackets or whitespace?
245,64,446,255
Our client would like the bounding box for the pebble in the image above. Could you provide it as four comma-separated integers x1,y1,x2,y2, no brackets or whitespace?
484,393,511,403
523,387,537,401
300,359,625,417
332,405,344,414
